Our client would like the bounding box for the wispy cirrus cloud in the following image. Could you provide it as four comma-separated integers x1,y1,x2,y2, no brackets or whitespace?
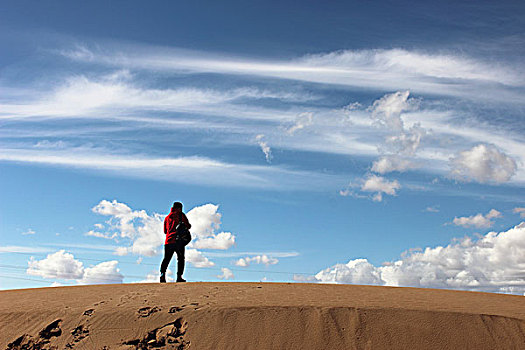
0,145,341,189
2,41,524,195
60,44,525,102
0,73,309,122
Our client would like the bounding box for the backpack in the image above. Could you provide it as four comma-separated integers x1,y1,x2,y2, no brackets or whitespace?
175,212,192,246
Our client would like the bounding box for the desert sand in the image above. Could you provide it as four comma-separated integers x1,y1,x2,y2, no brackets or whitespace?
1,282,524,349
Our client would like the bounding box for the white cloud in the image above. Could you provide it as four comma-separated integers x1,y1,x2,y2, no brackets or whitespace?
27,250,84,280
255,134,272,163
186,248,215,268
452,209,502,228
513,207,525,218
361,175,401,202
90,201,235,263
234,255,279,267
450,144,517,183
78,261,124,284
371,156,415,174
314,259,383,285
21,228,35,235
186,204,236,250
424,206,440,213
0,146,337,190
384,123,426,156
0,246,50,254
1,74,304,120
113,247,130,256
26,250,124,284
192,232,235,250
367,91,426,177
312,222,525,294
61,45,525,100
369,91,413,131
94,223,104,229
287,112,313,135
217,267,234,280
186,204,222,238
91,199,164,256
85,230,118,240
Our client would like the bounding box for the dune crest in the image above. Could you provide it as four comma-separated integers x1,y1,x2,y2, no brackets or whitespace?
1,282,524,349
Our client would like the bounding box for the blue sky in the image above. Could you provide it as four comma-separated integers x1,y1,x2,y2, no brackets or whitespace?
1,0,524,293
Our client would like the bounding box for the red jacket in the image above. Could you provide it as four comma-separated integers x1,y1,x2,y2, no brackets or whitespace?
164,208,191,245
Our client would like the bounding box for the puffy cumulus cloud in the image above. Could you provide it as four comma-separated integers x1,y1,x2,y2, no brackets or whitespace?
186,248,215,268
78,261,123,285
450,144,517,183
384,123,426,156
27,250,123,284
234,255,279,267
255,134,272,163
513,208,525,218
187,204,236,250
310,222,525,295
371,156,415,174
192,232,235,250
90,200,235,261
452,209,502,228
92,200,153,241
361,175,401,202
314,259,383,285
27,250,85,279
369,91,415,131
217,267,234,280
186,204,222,237
366,91,427,181
287,112,313,135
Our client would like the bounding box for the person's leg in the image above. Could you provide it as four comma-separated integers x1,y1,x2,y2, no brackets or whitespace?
175,244,185,281
160,244,176,281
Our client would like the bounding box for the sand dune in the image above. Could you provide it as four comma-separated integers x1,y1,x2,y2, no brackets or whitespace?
1,282,524,349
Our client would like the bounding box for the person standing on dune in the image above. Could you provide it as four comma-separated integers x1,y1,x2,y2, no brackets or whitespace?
160,201,191,283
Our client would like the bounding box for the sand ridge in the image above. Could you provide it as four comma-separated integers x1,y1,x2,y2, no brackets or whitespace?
1,282,524,349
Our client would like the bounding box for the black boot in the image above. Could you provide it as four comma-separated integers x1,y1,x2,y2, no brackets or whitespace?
160,273,166,283
176,276,186,282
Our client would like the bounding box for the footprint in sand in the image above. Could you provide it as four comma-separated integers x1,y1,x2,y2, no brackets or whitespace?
138,306,161,317
123,317,190,349
169,306,184,313
71,324,90,342
83,308,95,316
7,319,63,349
39,319,62,339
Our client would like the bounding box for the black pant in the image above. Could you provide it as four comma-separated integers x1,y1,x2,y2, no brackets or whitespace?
160,243,185,277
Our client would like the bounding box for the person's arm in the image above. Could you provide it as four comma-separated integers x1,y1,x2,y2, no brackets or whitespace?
164,216,168,235
183,213,191,229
